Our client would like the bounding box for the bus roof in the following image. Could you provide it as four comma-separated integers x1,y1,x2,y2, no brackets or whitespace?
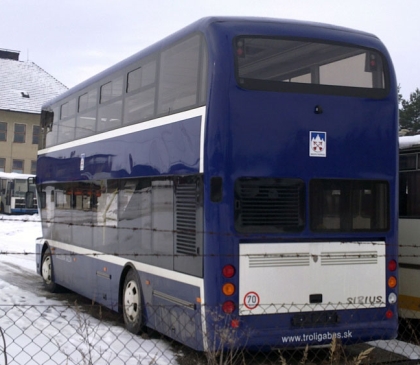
0,172,35,180
400,135,420,150
40,16,380,111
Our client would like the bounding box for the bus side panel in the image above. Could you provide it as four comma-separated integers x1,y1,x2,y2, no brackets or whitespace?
37,115,202,184
38,240,206,350
138,271,204,350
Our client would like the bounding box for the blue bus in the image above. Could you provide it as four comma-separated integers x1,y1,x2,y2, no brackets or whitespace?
35,17,398,351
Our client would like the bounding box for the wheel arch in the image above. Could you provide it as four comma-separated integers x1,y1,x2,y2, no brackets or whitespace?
118,263,137,314
41,240,50,258
38,240,52,273
39,240,59,293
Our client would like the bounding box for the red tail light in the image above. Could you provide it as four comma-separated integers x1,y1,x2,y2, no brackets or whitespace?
388,260,397,272
222,264,235,278
222,301,235,314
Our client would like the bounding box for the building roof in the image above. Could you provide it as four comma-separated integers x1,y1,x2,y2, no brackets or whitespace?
0,56,68,114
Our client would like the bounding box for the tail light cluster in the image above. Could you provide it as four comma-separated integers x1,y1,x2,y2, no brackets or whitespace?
386,259,397,319
221,264,237,324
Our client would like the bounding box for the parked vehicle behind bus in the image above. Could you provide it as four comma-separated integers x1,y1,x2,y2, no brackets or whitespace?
0,172,37,215
398,135,420,319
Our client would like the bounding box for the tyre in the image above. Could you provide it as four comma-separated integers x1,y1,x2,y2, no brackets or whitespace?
41,247,57,293
122,269,144,334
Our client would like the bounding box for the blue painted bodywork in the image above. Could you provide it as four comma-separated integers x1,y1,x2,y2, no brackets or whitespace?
37,116,201,183
10,208,38,214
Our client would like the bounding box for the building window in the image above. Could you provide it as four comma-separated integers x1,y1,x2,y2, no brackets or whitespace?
32,125,40,145
12,159,24,173
0,122,6,141
14,124,26,143
0,158,5,172
31,160,37,175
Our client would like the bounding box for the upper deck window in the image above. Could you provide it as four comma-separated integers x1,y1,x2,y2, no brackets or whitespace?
235,37,388,98
60,99,76,119
39,33,208,149
127,61,156,93
100,76,123,104
158,34,207,114
79,89,98,112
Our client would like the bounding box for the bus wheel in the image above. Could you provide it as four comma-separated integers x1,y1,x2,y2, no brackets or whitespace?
123,269,143,334
41,247,57,293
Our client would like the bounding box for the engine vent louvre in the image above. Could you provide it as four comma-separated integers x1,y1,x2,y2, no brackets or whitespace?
175,180,198,255
235,178,305,233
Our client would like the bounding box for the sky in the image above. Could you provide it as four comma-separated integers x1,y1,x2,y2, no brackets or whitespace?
0,0,418,100
1,215,420,363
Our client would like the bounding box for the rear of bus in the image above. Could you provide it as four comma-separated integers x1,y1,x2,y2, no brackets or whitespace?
202,19,398,349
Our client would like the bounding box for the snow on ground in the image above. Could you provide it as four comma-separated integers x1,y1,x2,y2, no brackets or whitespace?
369,339,420,360
0,214,178,365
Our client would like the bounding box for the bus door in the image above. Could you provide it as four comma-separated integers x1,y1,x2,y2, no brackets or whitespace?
25,178,37,210
5,181,13,213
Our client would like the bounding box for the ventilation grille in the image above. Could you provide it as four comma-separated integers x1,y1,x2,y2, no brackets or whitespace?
321,251,378,266
175,181,198,255
248,253,310,268
247,251,377,268
235,178,304,232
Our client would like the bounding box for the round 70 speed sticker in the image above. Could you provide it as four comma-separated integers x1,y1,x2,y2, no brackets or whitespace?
244,291,260,310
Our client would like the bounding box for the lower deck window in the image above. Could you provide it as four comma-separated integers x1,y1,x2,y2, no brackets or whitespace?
310,179,389,232
38,175,204,277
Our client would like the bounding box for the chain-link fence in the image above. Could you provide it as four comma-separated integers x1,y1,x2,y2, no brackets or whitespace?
0,216,419,364
1,302,420,365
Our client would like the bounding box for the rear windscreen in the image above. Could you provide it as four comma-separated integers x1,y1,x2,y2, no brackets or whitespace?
235,37,388,98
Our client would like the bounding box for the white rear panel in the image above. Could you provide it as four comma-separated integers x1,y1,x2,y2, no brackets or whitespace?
239,241,386,315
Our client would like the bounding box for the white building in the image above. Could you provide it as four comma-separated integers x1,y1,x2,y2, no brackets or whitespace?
0,49,67,174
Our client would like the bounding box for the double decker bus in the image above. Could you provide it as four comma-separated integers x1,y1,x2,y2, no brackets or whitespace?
0,172,37,215
398,135,420,319
35,17,398,350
